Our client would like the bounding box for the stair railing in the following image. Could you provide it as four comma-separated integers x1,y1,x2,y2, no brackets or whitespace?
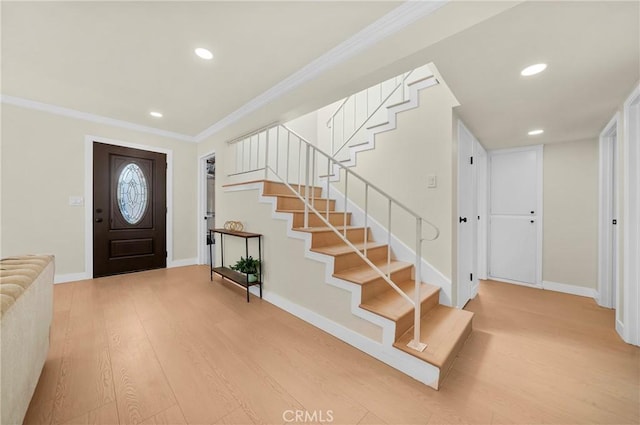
228,123,439,352
326,70,413,159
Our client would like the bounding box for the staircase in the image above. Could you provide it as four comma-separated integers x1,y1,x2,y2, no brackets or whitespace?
222,66,472,388
256,179,473,388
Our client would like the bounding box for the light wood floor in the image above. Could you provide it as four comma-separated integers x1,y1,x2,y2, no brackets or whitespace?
24,267,639,425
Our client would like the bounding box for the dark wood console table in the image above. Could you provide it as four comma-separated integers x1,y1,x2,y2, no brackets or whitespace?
210,228,262,302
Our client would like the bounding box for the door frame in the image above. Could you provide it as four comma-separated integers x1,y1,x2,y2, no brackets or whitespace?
198,148,216,265
84,135,173,278
622,84,640,345
475,139,488,281
487,145,544,288
456,120,478,308
597,113,620,309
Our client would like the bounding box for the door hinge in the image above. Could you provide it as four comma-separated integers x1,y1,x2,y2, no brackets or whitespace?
470,273,473,281
470,156,474,165
165,251,168,258
612,219,617,225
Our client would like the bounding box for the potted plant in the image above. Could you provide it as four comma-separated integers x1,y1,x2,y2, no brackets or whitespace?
230,256,261,282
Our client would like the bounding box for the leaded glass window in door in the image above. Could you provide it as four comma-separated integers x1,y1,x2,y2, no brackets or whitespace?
117,163,148,224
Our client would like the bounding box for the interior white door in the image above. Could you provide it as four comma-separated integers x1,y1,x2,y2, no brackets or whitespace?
457,122,477,307
489,147,542,286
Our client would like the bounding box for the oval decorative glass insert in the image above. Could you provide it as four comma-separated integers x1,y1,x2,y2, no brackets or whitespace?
117,163,149,224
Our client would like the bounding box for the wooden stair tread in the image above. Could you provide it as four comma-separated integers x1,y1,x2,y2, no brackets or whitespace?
267,193,332,201
293,226,363,233
333,260,411,284
360,281,440,321
277,210,349,215
393,305,473,369
264,180,322,188
311,241,386,256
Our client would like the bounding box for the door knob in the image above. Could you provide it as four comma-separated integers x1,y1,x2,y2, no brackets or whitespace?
95,218,103,223
459,217,467,223
530,220,535,223
530,211,535,214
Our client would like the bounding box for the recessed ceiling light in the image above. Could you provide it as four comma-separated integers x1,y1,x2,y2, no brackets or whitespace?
521,63,547,76
195,47,213,60
150,111,163,118
528,129,544,136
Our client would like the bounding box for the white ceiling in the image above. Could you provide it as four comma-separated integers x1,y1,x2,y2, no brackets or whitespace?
423,0,640,148
1,1,400,135
2,1,638,149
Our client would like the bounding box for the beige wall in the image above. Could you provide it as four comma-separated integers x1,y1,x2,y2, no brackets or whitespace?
1,105,198,275
215,186,383,341
285,111,318,146
543,138,599,288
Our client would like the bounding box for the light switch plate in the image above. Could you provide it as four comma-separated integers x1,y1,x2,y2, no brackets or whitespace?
69,196,84,206
427,175,437,188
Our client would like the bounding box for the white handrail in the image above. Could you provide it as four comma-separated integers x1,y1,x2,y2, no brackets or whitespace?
284,125,439,239
228,122,437,352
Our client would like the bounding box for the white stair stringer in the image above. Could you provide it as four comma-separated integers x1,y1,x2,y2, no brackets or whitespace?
328,76,440,181
225,182,442,389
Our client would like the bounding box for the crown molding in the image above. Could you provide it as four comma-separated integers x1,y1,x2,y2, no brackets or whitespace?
2,1,448,145
1,94,196,143
194,0,448,143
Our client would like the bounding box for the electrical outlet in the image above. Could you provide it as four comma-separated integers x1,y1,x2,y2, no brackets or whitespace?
427,175,437,188
69,196,84,206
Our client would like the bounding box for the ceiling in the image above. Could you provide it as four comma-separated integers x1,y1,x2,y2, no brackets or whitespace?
1,1,400,135
423,0,640,148
2,1,638,149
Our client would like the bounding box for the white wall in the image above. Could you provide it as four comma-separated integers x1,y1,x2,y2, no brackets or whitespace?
285,110,319,146
329,80,459,280
0,105,198,276
543,139,599,289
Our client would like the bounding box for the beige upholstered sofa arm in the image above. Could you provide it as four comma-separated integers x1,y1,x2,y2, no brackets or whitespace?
0,255,54,425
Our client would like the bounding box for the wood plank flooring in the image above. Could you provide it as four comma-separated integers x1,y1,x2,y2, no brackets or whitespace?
23,268,639,424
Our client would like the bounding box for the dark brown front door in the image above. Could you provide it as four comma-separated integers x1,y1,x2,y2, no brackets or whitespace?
93,142,167,277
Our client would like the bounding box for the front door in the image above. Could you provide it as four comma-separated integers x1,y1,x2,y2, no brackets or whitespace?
93,142,167,277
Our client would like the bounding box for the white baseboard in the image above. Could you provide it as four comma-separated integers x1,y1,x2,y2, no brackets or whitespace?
168,257,198,268
54,272,90,284
542,280,597,299
490,276,543,289
616,319,625,341
249,286,440,389
54,258,197,283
